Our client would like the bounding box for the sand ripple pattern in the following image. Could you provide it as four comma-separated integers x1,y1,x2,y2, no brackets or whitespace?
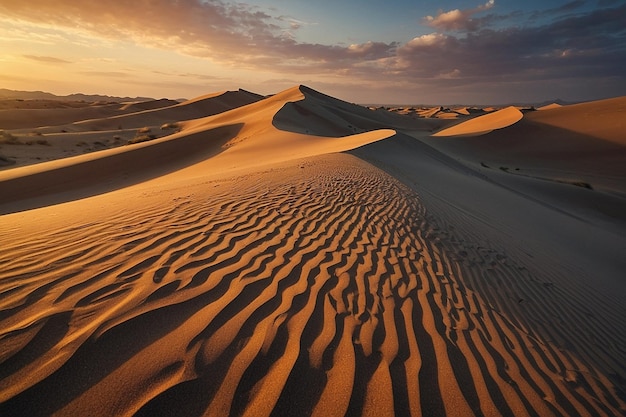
0,155,623,416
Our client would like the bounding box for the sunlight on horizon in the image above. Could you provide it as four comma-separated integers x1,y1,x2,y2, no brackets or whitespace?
0,0,625,104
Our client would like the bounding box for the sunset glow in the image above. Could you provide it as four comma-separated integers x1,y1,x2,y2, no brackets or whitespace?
1,0,624,103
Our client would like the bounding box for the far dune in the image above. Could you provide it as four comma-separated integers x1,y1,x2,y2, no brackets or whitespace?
432,106,523,137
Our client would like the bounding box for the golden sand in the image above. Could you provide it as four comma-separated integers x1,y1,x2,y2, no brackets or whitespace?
1,86,624,416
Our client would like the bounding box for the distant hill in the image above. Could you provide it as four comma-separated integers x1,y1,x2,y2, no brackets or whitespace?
0,88,153,102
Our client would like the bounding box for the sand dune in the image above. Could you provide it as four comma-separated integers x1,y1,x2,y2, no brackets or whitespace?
0,85,394,213
71,89,264,132
528,96,626,146
537,103,562,111
0,89,265,169
0,86,624,416
0,101,134,130
432,106,523,137
119,99,180,112
427,97,626,200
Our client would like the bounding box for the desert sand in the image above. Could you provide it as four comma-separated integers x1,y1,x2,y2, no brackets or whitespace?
0,86,625,416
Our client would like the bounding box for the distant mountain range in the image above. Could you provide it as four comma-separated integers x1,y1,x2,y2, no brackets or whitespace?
0,88,154,102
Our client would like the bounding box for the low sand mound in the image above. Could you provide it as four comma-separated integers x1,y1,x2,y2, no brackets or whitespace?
432,106,523,137
119,98,179,112
537,102,562,111
453,107,470,115
416,107,443,118
0,102,126,130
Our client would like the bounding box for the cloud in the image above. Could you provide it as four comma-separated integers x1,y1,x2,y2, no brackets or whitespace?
401,33,448,50
598,0,620,6
22,55,72,64
391,3,626,88
1,0,624,101
347,41,398,58
151,70,227,81
528,0,587,20
0,0,396,69
424,0,495,31
79,71,131,78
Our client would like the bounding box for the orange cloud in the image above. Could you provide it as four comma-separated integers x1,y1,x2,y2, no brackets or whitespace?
22,55,72,64
424,0,495,31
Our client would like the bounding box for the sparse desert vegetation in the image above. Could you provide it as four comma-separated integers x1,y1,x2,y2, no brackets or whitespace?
0,154,15,166
128,127,158,144
0,130,20,145
26,139,51,146
160,121,181,131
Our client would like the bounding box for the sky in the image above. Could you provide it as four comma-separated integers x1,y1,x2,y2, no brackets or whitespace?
0,0,625,104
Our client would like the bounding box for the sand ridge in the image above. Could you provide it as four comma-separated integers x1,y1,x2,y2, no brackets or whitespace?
0,85,396,214
432,106,524,137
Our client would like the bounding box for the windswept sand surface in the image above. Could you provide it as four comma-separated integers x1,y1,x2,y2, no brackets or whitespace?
0,86,625,416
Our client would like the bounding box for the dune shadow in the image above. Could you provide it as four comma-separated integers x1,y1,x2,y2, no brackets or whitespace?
0,123,243,215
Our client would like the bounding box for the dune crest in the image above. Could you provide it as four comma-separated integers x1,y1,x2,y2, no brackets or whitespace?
432,106,523,137
0,85,395,213
528,96,626,145
537,103,562,111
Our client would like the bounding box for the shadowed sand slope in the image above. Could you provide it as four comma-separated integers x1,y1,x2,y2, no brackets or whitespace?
0,85,394,213
0,89,266,171
0,90,261,132
425,96,626,200
273,85,430,136
0,123,244,214
71,89,264,131
0,101,138,130
0,86,625,416
526,96,626,146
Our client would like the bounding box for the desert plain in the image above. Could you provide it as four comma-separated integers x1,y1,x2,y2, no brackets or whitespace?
0,85,625,416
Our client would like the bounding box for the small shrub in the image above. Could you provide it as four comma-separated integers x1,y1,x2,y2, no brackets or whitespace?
553,178,593,190
569,181,593,190
0,130,20,145
161,122,180,130
0,155,16,166
128,134,157,145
